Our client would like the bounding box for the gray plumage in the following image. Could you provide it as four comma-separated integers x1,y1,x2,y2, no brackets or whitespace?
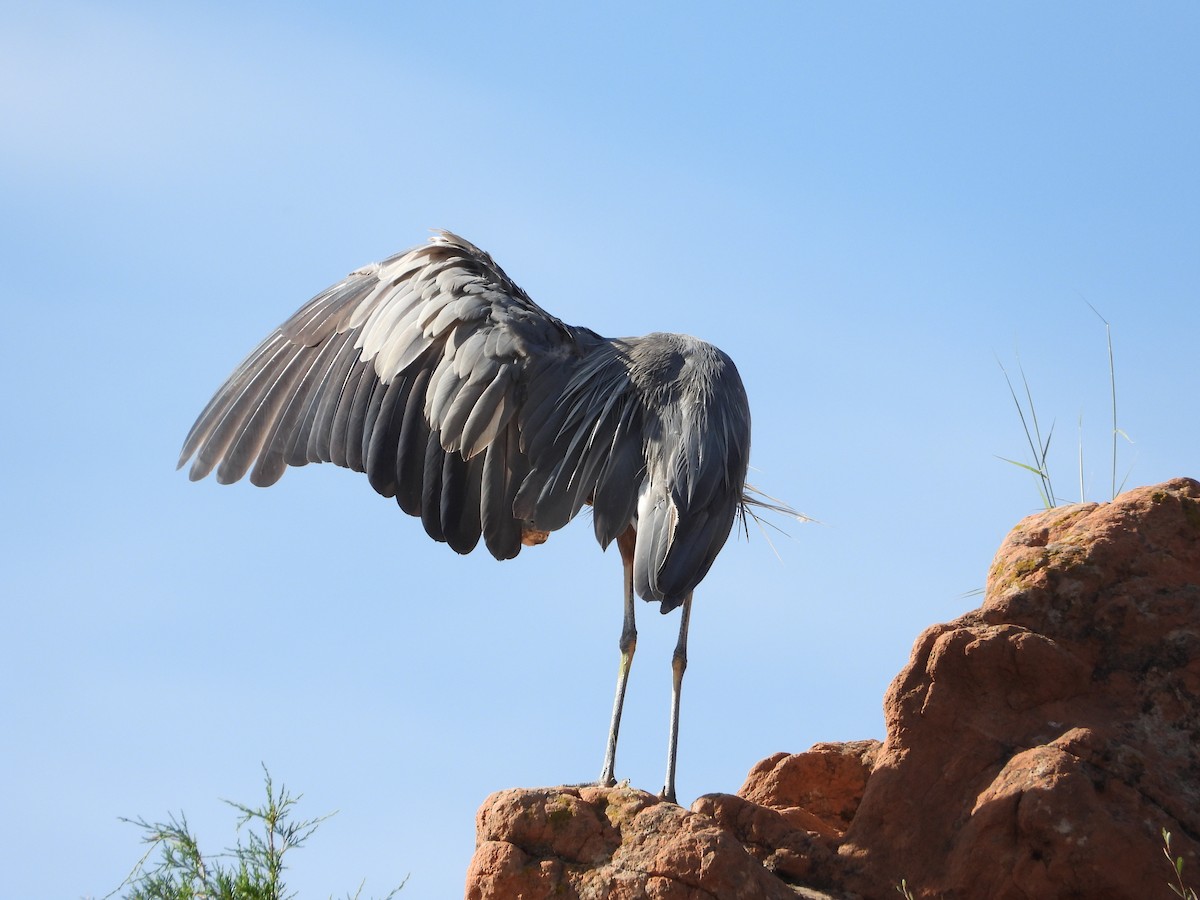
179,231,754,801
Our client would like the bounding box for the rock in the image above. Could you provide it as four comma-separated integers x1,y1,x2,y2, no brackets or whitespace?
690,791,833,885
465,784,805,900
465,480,1200,900
839,478,1200,898
738,742,881,840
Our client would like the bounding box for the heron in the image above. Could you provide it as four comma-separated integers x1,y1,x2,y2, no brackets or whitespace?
179,231,755,804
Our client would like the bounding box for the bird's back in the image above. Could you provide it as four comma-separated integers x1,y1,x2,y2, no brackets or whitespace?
621,334,751,609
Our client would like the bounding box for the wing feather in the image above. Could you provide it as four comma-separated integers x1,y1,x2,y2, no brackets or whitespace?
207,343,314,485
284,273,379,346
246,345,341,487
459,370,514,459
181,336,294,479
363,367,409,498
513,344,641,536
480,424,524,559
590,421,643,547
327,356,374,469
440,449,484,553
217,343,323,484
420,429,447,543
394,366,433,515
424,354,465,432
307,334,366,464
437,365,498,453
281,331,361,468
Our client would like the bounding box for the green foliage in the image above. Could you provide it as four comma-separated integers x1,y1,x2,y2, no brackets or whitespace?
108,767,406,900
1164,829,1198,900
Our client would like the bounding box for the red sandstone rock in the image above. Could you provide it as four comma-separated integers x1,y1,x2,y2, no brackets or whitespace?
690,791,834,883
465,480,1200,900
465,784,804,900
738,741,881,839
840,478,1200,898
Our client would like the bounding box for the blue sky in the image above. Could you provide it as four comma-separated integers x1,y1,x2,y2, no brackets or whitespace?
2,2,1197,897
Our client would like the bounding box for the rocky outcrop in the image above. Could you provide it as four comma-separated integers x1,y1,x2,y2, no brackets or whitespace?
465,785,813,900
834,477,1200,898
465,479,1200,899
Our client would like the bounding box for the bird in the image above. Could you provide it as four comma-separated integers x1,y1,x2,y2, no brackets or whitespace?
179,231,754,804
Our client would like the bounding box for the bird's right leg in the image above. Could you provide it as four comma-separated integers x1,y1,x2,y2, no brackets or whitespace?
599,528,638,788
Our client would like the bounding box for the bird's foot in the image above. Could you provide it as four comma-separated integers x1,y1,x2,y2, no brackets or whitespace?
566,777,628,790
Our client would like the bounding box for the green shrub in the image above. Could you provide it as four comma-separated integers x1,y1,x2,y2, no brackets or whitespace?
108,767,405,900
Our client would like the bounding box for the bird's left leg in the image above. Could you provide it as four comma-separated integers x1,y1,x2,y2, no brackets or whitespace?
660,591,692,805
599,528,638,788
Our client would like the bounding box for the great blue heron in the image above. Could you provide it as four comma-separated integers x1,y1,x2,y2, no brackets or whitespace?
179,231,754,804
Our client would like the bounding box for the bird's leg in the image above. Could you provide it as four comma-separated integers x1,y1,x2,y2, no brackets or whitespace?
600,528,638,788
660,591,693,805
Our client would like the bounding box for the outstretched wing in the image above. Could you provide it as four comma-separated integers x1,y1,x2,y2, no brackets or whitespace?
179,232,645,561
